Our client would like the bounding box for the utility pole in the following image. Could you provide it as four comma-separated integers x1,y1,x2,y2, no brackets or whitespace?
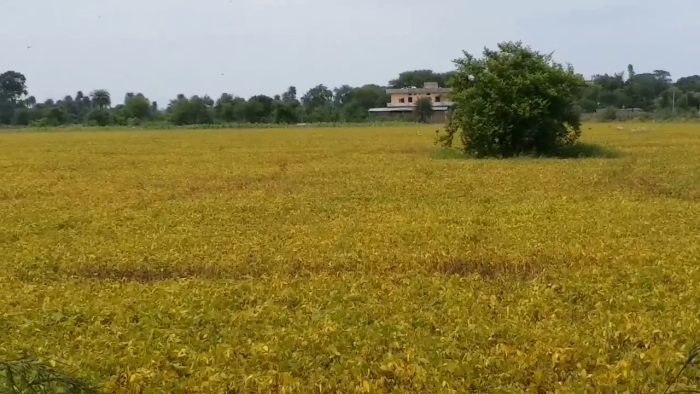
673,89,676,114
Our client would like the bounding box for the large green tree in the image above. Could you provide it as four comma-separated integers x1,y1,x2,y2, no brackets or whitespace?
440,41,587,157
214,93,239,122
169,95,212,125
248,95,274,122
0,71,28,124
302,85,333,110
0,71,28,104
123,94,151,121
273,99,299,124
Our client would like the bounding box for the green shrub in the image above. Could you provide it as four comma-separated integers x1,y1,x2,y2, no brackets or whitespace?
440,41,587,157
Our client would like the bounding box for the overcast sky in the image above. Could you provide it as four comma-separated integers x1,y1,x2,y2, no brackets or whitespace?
2,0,698,104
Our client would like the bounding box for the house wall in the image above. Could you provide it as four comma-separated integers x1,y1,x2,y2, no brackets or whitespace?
389,93,448,106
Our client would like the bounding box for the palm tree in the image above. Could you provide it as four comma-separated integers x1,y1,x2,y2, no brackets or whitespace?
90,89,111,109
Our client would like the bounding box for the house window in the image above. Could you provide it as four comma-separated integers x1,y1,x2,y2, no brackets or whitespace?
399,98,405,103
408,97,413,103
435,96,441,103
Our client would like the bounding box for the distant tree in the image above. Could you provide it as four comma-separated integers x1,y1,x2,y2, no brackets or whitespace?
12,107,33,125
676,75,700,93
308,106,338,123
167,94,188,113
440,41,587,157
124,94,151,120
390,70,456,88
76,91,91,112
90,89,111,109
202,95,215,108
333,85,354,107
653,69,672,83
414,97,434,123
591,73,625,92
170,95,212,125
189,96,212,123
214,93,245,122
85,108,112,126
282,86,298,103
248,95,274,121
335,84,388,121
241,100,264,123
232,99,249,122
301,84,333,112
0,71,28,124
273,100,299,124
169,98,190,124
24,96,36,108
578,98,598,113
0,71,28,104
47,107,69,125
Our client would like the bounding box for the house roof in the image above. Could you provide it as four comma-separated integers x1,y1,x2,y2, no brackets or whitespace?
385,87,453,95
368,106,451,113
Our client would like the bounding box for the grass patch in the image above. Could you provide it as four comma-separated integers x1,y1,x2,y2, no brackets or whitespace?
431,142,621,160
430,147,469,160
553,141,622,158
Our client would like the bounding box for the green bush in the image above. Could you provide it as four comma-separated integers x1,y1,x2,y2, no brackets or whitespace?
440,41,588,157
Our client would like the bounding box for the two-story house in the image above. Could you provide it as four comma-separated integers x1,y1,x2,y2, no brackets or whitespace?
368,82,454,123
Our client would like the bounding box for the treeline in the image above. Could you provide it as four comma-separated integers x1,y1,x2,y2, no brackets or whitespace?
0,70,452,127
1,66,699,127
581,65,700,115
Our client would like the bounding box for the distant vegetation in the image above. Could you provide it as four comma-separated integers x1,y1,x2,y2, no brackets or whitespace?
0,70,454,127
2,58,698,129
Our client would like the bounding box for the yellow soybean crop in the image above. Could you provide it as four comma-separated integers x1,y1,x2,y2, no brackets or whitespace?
1,124,700,393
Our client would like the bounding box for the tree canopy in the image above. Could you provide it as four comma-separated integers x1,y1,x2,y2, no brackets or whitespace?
390,70,456,88
440,41,587,157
